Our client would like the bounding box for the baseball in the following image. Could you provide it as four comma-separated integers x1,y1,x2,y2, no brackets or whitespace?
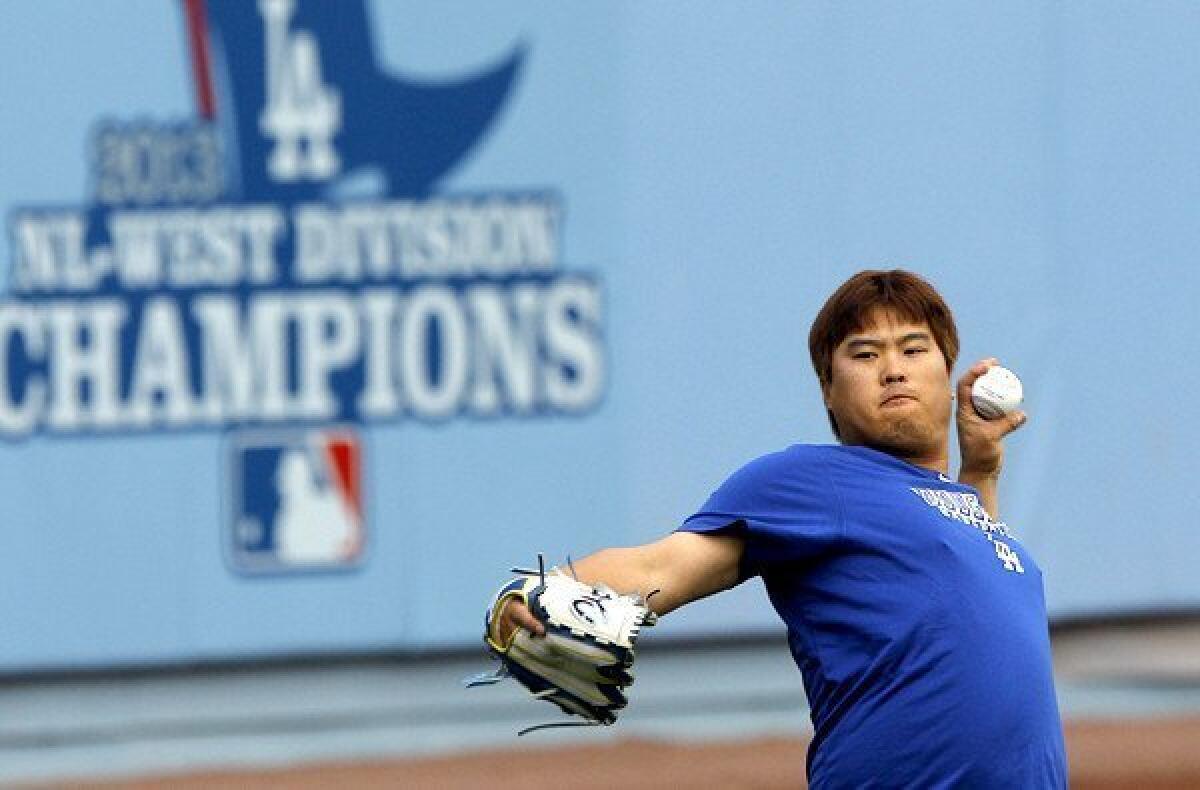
971,365,1023,419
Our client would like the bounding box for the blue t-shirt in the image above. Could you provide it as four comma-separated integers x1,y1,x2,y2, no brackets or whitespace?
680,444,1066,789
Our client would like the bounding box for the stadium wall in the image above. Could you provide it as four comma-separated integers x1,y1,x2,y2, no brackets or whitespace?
1,1,1197,670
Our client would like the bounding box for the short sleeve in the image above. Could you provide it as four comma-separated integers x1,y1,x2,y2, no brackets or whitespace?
677,446,844,578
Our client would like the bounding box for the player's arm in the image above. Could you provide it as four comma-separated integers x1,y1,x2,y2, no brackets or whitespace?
494,530,744,641
955,358,1027,519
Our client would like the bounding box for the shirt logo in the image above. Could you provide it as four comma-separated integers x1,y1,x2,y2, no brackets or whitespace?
910,487,1024,573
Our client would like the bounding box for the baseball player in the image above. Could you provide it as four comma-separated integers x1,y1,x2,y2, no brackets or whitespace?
489,270,1067,787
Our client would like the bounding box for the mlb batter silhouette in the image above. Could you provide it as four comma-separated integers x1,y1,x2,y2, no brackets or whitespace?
274,448,358,565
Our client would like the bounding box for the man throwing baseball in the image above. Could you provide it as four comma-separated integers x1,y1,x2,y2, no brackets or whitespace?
487,270,1067,787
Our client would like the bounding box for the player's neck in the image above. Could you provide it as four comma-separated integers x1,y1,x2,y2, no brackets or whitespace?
841,430,950,475
893,429,951,475
861,441,949,476
899,450,950,476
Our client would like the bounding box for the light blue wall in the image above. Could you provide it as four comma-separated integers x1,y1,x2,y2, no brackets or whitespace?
1,2,1197,670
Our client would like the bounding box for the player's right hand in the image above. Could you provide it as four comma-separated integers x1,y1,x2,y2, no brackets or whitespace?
491,598,546,645
956,357,1026,479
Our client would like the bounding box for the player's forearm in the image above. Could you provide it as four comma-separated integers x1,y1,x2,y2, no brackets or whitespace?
566,546,677,614
565,532,741,617
959,470,1000,520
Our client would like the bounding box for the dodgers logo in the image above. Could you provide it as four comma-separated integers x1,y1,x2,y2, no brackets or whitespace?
229,428,364,572
258,0,343,183
195,0,525,199
3,2,605,573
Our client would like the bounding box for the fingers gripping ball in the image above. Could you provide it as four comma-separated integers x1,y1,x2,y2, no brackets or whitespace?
971,365,1023,419
472,563,657,734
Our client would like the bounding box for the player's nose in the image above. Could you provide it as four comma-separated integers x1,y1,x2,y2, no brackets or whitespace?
882,353,907,384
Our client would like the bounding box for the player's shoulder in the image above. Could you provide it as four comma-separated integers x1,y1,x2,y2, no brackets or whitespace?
726,443,840,484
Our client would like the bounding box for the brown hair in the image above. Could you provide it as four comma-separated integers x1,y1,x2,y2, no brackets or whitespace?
808,270,959,438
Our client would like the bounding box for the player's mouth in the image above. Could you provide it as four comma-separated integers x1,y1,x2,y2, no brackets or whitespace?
880,392,918,408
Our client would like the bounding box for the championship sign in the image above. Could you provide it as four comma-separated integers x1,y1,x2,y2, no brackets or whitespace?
2,0,605,572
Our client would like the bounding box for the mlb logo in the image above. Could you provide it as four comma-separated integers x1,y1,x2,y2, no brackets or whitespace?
227,427,366,573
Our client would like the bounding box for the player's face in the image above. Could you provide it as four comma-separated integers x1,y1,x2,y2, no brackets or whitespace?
823,309,952,461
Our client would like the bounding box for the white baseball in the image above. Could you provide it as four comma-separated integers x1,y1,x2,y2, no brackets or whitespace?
971,365,1023,420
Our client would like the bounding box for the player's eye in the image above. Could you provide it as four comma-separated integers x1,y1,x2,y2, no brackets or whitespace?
853,351,876,360
904,347,928,356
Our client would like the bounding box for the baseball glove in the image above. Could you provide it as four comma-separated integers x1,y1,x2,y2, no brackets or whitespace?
465,557,658,735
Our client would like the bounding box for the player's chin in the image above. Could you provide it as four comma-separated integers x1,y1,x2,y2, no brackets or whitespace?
875,416,938,455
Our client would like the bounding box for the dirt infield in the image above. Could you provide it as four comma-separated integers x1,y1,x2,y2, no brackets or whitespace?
86,718,1200,789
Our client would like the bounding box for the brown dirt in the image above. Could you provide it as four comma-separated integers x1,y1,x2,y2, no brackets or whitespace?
71,717,1200,789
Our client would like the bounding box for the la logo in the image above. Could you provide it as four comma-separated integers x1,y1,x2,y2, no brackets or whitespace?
258,0,341,182
993,540,1025,574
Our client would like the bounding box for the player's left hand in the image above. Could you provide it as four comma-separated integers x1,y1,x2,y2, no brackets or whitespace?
955,358,1026,479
